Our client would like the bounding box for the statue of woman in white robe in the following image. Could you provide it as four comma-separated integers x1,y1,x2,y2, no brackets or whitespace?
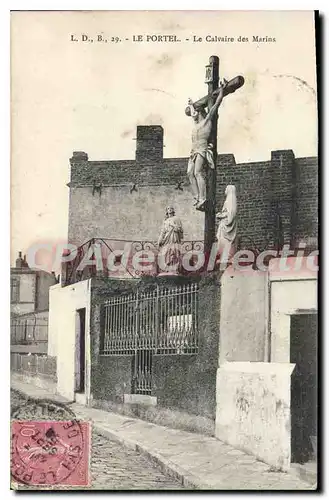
216,185,237,263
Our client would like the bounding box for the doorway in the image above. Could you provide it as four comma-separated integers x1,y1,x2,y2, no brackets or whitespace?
75,308,86,394
290,313,317,464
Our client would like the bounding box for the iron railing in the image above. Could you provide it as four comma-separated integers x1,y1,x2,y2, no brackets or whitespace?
11,316,48,345
100,283,199,356
131,350,153,396
63,238,204,285
11,353,56,380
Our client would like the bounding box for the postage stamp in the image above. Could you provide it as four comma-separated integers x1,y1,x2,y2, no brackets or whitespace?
11,419,90,487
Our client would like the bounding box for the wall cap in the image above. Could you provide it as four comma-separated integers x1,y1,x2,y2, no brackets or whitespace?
218,362,295,375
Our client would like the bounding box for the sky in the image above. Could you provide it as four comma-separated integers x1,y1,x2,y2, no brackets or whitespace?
11,10,317,265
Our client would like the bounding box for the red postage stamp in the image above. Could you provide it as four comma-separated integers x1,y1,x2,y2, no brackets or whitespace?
11,420,90,487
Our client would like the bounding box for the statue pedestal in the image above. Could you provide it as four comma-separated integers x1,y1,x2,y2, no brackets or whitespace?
157,270,181,278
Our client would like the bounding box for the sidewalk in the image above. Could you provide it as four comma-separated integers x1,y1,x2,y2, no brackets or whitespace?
11,379,316,491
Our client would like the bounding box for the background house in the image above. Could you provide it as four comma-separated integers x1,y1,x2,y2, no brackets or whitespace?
12,124,318,472
11,251,57,316
10,251,57,361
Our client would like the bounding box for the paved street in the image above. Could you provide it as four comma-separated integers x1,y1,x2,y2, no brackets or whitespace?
90,431,184,490
11,383,315,491
11,390,184,490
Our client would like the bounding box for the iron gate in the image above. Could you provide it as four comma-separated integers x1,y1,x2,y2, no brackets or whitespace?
100,283,199,394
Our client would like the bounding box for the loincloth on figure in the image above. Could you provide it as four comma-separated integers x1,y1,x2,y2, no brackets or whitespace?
188,143,215,170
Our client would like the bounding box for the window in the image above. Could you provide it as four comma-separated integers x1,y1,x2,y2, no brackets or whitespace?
11,277,20,303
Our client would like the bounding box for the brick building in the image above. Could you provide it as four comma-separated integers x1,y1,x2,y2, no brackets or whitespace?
67,125,318,252
46,124,318,471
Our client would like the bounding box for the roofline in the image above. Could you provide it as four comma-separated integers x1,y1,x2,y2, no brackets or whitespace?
71,154,318,168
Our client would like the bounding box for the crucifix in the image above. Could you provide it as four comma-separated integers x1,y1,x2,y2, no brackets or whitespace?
185,56,244,254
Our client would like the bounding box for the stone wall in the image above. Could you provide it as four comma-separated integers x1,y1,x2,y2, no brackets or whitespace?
89,274,220,432
153,275,220,421
68,184,204,247
89,277,137,403
92,356,132,403
294,156,318,244
216,155,272,250
67,130,318,253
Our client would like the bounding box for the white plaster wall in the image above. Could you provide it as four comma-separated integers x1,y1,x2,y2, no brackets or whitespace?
215,260,318,470
215,362,295,471
48,280,91,400
48,284,61,357
220,269,267,363
270,279,317,362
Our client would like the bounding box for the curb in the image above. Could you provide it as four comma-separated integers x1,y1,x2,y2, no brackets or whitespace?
12,385,315,491
11,385,205,488
290,464,318,488
92,423,208,490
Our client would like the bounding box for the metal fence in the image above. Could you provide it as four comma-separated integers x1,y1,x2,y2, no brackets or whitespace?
100,283,199,395
131,349,153,396
11,316,48,345
101,283,199,356
63,238,204,285
11,353,57,380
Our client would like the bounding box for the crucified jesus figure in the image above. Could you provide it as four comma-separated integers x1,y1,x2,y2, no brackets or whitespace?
187,78,228,212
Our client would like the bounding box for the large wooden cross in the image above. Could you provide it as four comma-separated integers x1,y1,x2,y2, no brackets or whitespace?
186,56,244,255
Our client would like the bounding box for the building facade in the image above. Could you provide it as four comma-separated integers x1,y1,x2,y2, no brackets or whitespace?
46,124,318,470
11,251,57,316
11,251,57,356
215,258,317,470
68,125,317,252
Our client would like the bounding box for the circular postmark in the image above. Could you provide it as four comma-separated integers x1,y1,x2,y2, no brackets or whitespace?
11,396,77,421
11,419,84,486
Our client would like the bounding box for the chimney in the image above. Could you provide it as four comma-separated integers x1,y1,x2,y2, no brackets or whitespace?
22,254,29,268
69,151,89,168
135,126,163,163
71,151,88,161
15,251,23,269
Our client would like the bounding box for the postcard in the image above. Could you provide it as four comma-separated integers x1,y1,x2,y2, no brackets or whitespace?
11,10,318,490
